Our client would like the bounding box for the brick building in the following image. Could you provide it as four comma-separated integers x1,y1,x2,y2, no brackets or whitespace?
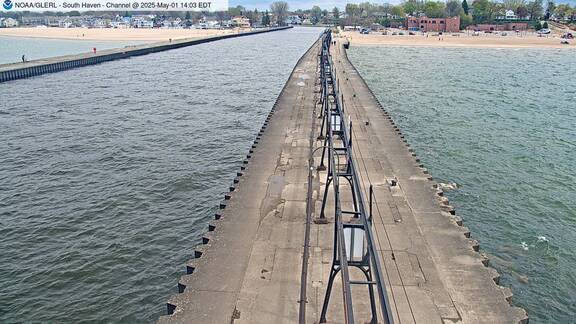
407,16,461,33
467,22,528,32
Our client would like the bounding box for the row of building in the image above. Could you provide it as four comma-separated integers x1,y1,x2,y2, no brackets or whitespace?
0,15,251,29
406,16,528,33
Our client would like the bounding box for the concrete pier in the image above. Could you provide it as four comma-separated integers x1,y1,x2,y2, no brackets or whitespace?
0,27,291,83
158,32,528,323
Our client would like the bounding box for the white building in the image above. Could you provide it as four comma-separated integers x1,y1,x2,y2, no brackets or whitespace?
2,18,19,28
231,16,250,28
505,10,517,20
285,15,302,25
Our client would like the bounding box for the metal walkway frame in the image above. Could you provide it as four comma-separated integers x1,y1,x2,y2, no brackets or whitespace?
316,30,394,324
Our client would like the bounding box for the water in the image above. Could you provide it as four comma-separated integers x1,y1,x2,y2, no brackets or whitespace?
348,46,576,323
0,27,322,323
0,36,144,64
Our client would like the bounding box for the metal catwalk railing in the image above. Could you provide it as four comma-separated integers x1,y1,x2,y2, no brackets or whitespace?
316,30,394,324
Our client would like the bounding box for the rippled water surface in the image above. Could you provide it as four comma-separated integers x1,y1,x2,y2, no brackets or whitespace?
0,27,321,323
0,36,144,64
348,46,576,323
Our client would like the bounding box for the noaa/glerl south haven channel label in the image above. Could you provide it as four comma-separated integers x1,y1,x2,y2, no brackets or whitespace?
1,0,228,11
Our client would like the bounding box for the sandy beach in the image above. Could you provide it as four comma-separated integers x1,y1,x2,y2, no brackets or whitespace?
340,30,575,49
0,27,239,42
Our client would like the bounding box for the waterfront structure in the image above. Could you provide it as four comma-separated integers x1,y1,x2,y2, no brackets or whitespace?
286,15,303,25
468,22,529,31
1,18,19,28
407,16,460,33
231,16,251,28
0,27,292,83
158,30,528,324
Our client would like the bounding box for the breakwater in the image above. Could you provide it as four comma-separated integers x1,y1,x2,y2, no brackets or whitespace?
0,27,322,323
158,30,529,323
0,26,291,83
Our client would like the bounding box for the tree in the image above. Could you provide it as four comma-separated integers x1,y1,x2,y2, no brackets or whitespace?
516,5,529,18
391,5,406,18
504,0,526,11
332,7,340,19
185,12,191,20
472,0,497,23
424,1,447,18
545,0,555,20
460,12,473,28
403,1,418,16
554,4,571,20
345,3,361,26
311,5,322,24
446,0,463,17
535,20,542,29
228,5,245,17
262,10,271,26
542,21,548,28
527,0,544,20
462,0,470,15
270,1,289,26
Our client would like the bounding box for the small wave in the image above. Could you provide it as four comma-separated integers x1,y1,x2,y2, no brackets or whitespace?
537,236,549,242
438,182,458,190
521,242,529,250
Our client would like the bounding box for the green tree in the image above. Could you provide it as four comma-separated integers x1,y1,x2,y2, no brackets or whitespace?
311,5,322,24
270,1,289,26
462,0,470,15
472,0,498,23
446,0,463,17
403,0,418,15
262,10,271,26
534,20,542,29
516,5,529,18
332,7,340,19
542,21,548,28
545,0,555,19
424,1,446,18
391,5,406,18
346,3,361,26
229,5,245,16
460,12,473,28
527,0,544,20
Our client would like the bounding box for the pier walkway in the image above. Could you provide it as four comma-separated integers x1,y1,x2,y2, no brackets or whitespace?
159,31,528,324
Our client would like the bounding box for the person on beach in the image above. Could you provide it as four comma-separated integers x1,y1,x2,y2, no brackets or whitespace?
21,55,25,63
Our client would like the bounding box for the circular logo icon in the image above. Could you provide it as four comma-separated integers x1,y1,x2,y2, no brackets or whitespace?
3,0,13,10
132,2,139,9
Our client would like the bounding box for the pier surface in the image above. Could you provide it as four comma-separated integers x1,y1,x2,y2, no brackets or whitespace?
159,34,528,323
0,27,291,83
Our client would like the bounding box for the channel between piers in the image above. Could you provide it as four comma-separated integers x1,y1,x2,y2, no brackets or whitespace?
158,32,323,324
0,26,291,83
159,31,528,324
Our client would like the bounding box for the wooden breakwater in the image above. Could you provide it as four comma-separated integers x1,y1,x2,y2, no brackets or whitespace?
0,26,292,83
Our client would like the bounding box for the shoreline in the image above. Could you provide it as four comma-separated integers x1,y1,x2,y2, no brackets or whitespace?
0,27,240,42
340,30,575,49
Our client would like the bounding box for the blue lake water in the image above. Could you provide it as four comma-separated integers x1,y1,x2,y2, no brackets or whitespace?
0,27,323,323
0,36,144,64
349,45,576,323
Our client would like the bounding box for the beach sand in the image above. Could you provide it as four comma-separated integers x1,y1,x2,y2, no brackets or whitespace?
340,30,575,49
0,27,240,42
